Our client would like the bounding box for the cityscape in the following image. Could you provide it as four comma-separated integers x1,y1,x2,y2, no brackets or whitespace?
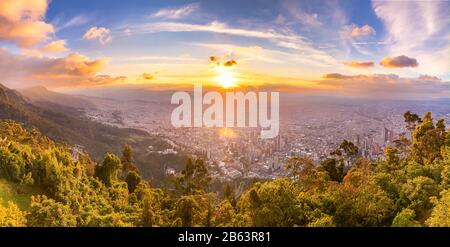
83,93,450,181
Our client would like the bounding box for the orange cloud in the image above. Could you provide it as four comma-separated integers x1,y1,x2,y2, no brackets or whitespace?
40,40,68,53
140,73,156,80
341,24,376,37
0,0,54,48
380,55,418,68
208,55,237,67
46,53,106,77
323,73,356,79
343,60,375,68
83,26,112,45
209,56,220,66
223,60,237,67
0,49,107,87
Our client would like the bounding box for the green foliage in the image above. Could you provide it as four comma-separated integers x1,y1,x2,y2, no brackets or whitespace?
411,113,446,164
404,111,422,133
330,165,394,226
307,214,335,227
212,200,236,226
401,176,439,217
95,153,122,187
27,195,77,227
176,158,211,195
121,144,137,174
392,209,421,227
223,183,237,207
320,158,344,182
445,131,450,147
125,171,141,193
237,178,306,227
0,201,27,227
426,189,450,226
0,112,449,227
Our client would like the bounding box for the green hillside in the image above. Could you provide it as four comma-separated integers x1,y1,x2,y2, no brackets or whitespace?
0,110,449,227
0,83,187,182
0,179,40,211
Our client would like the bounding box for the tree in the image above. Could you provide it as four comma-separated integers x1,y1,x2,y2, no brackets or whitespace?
0,201,27,227
339,140,359,168
393,133,411,154
95,153,122,186
392,209,421,227
174,195,198,227
212,200,236,226
384,146,400,171
223,183,237,207
320,158,344,182
125,171,141,193
404,111,422,134
426,189,450,227
285,156,328,190
121,144,137,174
237,178,307,227
176,158,211,195
410,113,446,164
27,195,77,227
142,195,156,227
329,163,394,227
307,215,335,227
445,131,450,147
285,156,314,178
401,176,439,219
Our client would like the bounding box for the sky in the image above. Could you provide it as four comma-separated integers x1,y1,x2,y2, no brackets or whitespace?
0,0,449,99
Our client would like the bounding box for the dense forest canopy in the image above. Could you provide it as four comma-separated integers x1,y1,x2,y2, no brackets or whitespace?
0,111,449,227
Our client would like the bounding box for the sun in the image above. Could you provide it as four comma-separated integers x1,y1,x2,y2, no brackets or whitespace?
215,68,238,88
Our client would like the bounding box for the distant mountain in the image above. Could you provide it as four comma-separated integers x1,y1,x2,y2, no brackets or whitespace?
19,86,96,109
0,83,186,181
67,84,177,103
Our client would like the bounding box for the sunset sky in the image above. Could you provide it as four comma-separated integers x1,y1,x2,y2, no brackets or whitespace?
0,0,449,98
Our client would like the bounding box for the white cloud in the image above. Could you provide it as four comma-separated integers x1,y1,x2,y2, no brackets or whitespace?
151,3,199,19
372,0,450,77
56,15,90,31
282,0,322,26
83,26,112,45
133,21,300,41
125,21,338,67
191,42,338,68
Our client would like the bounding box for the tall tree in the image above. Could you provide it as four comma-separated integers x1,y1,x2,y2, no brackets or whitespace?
125,171,141,193
404,111,422,138
121,144,137,174
320,158,345,182
95,153,122,186
176,158,211,195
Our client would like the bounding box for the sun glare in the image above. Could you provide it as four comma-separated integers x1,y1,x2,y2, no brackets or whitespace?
215,68,238,88
220,128,235,138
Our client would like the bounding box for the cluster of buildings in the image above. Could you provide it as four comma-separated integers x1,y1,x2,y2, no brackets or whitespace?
83,96,450,181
